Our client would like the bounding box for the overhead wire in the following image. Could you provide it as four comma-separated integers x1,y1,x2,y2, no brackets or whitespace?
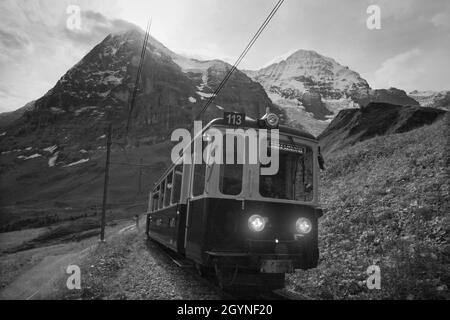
194,0,285,121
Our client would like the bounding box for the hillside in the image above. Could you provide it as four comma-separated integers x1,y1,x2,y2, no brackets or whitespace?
288,113,450,299
0,101,35,128
409,90,450,111
319,102,446,154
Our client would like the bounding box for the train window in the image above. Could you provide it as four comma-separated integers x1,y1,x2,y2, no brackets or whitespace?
153,186,160,211
158,180,165,209
171,164,183,204
192,136,206,197
164,172,173,207
219,136,243,195
259,145,314,201
193,162,206,197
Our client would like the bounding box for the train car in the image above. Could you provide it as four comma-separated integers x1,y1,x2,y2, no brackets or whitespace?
146,111,323,289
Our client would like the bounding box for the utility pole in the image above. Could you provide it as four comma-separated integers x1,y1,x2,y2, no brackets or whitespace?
100,123,112,242
138,157,143,195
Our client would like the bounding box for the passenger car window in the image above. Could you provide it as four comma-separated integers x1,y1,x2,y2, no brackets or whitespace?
153,186,160,211
171,165,183,204
158,180,165,209
192,137,206,197
193,163,205,197
164,172,173,207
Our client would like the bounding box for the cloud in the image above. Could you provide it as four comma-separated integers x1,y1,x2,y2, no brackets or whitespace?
0,0,449,112
373,49,424,89
0,3,135,112
63,10,136,45
431,12,450,28
372,48,450,91
260,49,298,69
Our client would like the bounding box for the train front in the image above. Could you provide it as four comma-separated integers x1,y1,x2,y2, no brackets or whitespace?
200,112,322,283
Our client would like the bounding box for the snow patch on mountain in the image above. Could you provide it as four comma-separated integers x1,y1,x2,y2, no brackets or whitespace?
65,158,90,167
43,145,58,153
48,152,59,167
267,91,328,137
245,49,374,135
18,153,42,160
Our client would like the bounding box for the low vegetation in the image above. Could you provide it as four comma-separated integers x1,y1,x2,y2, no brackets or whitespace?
288,115,449,299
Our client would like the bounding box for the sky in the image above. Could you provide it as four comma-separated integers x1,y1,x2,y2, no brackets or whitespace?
0,0,449,113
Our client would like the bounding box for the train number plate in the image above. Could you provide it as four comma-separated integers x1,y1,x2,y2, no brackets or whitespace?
260,260,293,273
224,112,245,126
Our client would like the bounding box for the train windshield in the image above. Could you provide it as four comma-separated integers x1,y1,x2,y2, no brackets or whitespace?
209,127,314,202
259,139,314,202
219,135,243,196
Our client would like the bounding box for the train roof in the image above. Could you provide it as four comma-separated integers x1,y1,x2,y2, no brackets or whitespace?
208,118,318,141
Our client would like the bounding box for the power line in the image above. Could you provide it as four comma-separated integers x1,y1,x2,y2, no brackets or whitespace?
126,19,152,133
194,0,285,121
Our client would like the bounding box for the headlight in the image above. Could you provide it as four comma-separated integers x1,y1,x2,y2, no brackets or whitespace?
265,113,279,128
248,215,267,232
296,217,312,234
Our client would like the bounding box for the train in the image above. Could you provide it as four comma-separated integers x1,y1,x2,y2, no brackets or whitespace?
145,111,323,290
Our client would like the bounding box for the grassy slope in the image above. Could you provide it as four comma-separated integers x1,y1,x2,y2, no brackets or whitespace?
289,114,449,299
0,141,172,231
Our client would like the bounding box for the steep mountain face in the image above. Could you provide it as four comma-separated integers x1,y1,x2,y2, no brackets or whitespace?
408,90,450,111
319,102,446,154
0,27,279,222
250,50,371,101
0,101,35,128
359,87,419,107
1,28,277,158
245,50,418,136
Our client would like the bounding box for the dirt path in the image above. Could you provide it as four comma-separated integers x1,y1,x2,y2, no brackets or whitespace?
0,220,136,300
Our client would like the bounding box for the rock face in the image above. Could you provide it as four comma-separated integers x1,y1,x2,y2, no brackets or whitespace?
319,102,446,154
0,101,35,128
358,88,419,108
245,49,418,136
250,50,371,100
1,27,278,153
408,90,450,111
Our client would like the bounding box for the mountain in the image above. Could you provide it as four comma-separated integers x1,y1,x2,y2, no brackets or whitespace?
319,102,446,155
0,26,280,230
408,90,450,111
360,87,419,107
1,27,279,162
0,101,35,128
244,49,419,136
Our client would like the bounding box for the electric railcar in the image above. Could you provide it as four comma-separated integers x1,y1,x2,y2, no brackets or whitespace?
145,112,323,289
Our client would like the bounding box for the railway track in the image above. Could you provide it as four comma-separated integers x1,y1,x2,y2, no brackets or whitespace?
147,238,311,300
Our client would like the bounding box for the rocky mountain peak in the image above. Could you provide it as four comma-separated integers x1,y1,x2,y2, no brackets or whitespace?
243,49,420,136
1,25,277,154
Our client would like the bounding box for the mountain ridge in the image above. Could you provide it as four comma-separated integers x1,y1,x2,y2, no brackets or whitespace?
244,49,419,136
319,102,447,155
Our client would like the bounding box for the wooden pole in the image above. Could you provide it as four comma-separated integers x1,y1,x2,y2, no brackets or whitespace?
138,158,143,195
100,123,112,242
